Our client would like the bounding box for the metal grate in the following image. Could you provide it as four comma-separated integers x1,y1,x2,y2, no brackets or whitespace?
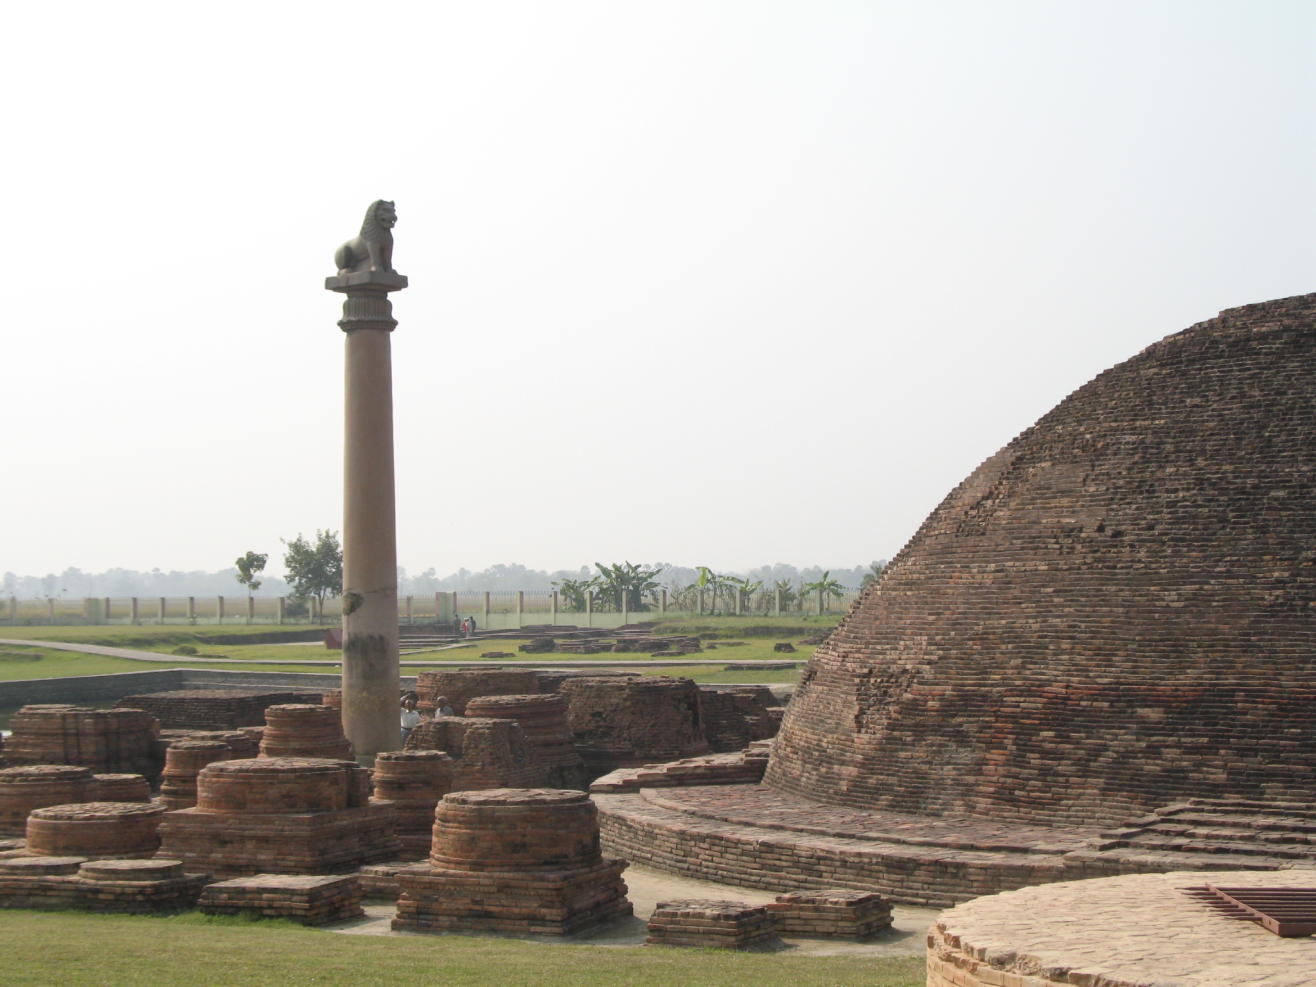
1182,885,1316,938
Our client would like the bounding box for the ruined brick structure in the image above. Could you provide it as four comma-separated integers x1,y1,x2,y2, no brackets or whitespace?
3,706,162,780
0,856,208,913
0,766,96,836
158,740,232,810
767,294,1316,826
199,874,364,925
369,750,455,859
414,669,541,715
156,757,398,877
26,802,166,858
559,676,709,775
464,694,588,789
115,690,322,730
258,705,352,760
403,716,548,791
393,788,631,935
645,899,778,949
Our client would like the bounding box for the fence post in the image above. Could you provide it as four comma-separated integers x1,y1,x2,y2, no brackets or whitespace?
697,588,705,615
405,596,413,626
103,597,110,622
246,596,254,624
48,598,56,622
774,587,782,616
158,597,167,623
215,596,223,624
734,588,743,616
585,591,593,628
660,588,667,614
550,590,558,625
187,597,196,624
434,592,443,626
621,593,629,626
515,591,523,629
817,587,824,615
130,597,140,625
277,597,285,624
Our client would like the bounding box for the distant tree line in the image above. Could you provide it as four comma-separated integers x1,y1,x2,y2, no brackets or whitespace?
4,557,887,601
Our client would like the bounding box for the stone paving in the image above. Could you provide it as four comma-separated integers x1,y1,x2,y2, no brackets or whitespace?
928,870,1316,986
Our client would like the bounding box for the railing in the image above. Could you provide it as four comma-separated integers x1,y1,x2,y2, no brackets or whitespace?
0,587,860,629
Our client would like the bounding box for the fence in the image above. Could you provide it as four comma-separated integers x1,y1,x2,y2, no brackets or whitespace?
0,587,860,629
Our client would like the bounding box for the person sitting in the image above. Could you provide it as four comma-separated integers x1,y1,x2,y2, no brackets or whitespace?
433,695,455,718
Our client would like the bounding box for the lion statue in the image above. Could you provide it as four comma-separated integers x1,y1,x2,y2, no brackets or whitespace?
334,200,397,275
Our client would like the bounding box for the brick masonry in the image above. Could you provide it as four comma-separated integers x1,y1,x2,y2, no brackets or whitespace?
258,704,353,760
0,856,208,913
3,706,162,780
393,788,631,936
198,873,364,925
157,757,399,877
403,716,548,791
645,899,779,949
26,801,166,859
767,294,1316,826
115,690,323,730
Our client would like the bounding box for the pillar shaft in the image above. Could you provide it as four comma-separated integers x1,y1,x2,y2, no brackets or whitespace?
328,266,407,761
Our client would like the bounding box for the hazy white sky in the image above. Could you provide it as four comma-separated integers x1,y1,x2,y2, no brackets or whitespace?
2,1,1312,579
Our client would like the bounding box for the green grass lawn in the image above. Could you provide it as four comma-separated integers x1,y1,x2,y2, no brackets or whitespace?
0,910,923,986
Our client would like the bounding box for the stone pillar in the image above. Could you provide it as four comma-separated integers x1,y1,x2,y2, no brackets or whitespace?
48,598,56,621
774,587,782,616
585,591,593,628
327,261,408,762
660,588,667,614
217,596,225,623
621,593,629,626
551,591,558,625
159,597,167,622
482,591,490,629
187,597,196,623
277,597,286,625
405,595,413,625
102,597,110,622
515,591,523,628
130,597,140,625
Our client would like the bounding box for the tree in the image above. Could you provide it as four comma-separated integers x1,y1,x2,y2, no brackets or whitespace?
803,570,846,614
235,551,268,595
860,559,887,589
592,561,664,612
552,577,596,613
282,530,343,616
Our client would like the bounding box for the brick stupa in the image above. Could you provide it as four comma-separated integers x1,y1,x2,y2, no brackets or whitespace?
767,293,1316,825
595,294,1316,904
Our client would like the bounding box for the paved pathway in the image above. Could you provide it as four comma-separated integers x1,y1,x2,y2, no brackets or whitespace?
0,638,792,670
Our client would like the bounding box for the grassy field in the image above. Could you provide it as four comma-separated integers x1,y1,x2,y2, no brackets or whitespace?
0,910,923,986
0,623,818,685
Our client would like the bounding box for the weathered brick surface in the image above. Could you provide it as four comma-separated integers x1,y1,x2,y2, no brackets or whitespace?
765,889,892,938
590,745,770,794
559,677,709,775
0,765,96,836
768,293,1316,825
26,801,166,858
927,870,1316,987
645,899,778,949
258,705,352,760
393,788,631,936
89,774,151,802
465,694,588,789
199,873,364,925
403,717,548,791
369,750,454,859
0,856,207,913
159,740,231,810
157,756,398,877
414,669,541,715
4,706,162,779
115,690,322,730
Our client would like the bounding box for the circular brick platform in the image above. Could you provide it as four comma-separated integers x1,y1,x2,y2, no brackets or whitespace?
90,774,151,802
26,801,166,858
0,765,95,836
159,741,232,810
928,870,1316,986
259,705,352,760
196,757,362,814
430,788,601,872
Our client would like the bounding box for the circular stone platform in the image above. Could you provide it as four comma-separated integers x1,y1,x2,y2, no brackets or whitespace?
927,870,1316,986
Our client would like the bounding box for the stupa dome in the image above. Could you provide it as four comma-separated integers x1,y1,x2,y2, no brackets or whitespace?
765,293,1316,825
